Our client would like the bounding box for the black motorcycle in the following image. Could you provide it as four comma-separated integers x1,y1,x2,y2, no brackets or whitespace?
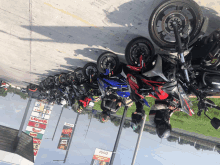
73,66,101,99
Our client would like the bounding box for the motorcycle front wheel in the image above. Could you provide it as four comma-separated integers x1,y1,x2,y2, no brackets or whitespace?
148,0,204,52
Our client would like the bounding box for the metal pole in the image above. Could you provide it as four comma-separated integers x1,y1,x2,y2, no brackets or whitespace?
109,106,128,165
52,106,64,141
64,113,80,163
84,114,93,140
12,97,32,151
131,114,147,165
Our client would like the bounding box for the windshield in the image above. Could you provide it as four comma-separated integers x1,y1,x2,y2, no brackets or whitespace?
177,84,194,116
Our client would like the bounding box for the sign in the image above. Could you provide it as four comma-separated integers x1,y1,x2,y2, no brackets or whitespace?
57,122,74,150
35,102,41,107
33,107,51,115
34,149,38,156
43,109,51,115
33,138,41,145
28,121,47,129
33,144,40,150
44,105,53,110
25,101,53,160
64,122,74,127
90,148,112,165
33,107,40,111
39,104,45,111
29,116,48,124
26,126,45,134
60,139,68,145
25,131,43,140
31,111,50,120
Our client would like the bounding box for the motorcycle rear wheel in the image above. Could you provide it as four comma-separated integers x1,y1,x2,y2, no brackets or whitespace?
149,0,204,51
97,52,120,74
83,62,99,80
66,72,75,84
125,37,155,66
45,76,55,87
58,73,67,84
74,67,85,84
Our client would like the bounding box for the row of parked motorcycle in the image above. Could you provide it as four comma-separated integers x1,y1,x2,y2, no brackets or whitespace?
27,0,220,129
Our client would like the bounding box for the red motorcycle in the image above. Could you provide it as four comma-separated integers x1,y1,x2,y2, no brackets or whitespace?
120,0,220,129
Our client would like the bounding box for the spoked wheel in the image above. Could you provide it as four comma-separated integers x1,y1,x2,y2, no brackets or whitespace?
74,67,85,84
125,37,155,66
83,62,99,81
97,52,120,75
149,0,204,52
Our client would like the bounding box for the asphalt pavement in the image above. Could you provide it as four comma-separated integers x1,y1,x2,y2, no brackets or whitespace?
0,0,220,87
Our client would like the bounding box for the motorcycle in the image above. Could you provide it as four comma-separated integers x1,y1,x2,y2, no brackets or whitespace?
96,52,150,107
26,83,50,100
122,0,220,129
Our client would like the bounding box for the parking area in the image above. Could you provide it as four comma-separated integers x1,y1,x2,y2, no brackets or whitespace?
0,0,220,87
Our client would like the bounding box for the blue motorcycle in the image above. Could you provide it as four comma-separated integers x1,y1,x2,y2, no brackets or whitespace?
83,52,150,107
83,59,130,100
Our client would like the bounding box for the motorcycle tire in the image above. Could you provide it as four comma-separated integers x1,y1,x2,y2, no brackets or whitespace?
97,52,120,74
74,67,85,84
58,73,67,84
149,0,204,52
54,74,61,86
45,76,55,87
83,62,99,80
125,37,155,66
66,72,75,84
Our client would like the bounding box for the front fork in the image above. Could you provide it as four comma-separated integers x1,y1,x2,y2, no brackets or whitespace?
173,22,190,83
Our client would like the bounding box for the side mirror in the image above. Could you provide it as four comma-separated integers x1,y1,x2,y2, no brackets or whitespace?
211,117,220,129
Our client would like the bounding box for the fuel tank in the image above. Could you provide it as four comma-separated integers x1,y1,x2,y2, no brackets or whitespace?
204,73,220,89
